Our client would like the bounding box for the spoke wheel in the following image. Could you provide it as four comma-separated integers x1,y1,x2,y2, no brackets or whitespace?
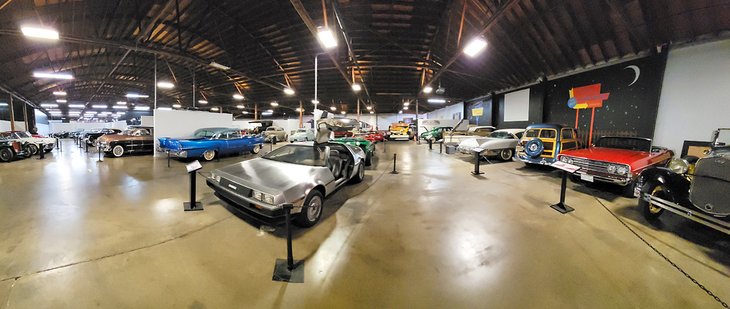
112,145,125,157
203,150,216,161
639,182,667,220
251,144,261,154
499,149,514,161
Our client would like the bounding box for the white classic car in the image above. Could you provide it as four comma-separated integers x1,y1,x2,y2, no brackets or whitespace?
0,131,56,155
289,128,315,142
457,128,525,161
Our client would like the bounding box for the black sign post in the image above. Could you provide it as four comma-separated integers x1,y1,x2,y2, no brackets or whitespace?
183,160,203,211
390,153,399,174
550,162,580,214
471,148,484,175
272,204,304,283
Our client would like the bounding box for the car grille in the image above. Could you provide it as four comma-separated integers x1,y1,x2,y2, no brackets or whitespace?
691,156,730,215
567,157,627,181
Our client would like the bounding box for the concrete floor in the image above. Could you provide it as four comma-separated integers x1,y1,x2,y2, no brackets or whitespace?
0,139,728,308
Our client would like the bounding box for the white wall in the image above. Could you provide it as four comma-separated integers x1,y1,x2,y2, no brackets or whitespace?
0,120,26,132
153,109,233,156
141,115,154,127
425,102,464,120
654,39,730,154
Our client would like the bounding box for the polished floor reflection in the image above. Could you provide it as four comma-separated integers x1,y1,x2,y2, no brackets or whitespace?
0,140,728,308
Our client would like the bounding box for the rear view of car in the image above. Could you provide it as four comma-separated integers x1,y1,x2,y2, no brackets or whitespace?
516,124,580,165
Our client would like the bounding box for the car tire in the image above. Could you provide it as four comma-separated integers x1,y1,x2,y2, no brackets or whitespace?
294,190,324,227
639,181,666,220
202,150,216,161
272,136,277,144
112,145,125,157
251,144,261,154
26,143,39,155
350,161,365,183
365,152,372,167
499,149,514,161
0,148,12,162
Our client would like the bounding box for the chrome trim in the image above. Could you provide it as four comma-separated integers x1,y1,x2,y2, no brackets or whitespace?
642,193,730,235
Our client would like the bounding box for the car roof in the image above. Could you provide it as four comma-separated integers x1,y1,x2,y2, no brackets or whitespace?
526,123,569,129
494,128,525,134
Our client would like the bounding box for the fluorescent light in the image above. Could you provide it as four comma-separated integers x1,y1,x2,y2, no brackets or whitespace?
52,91,66,96
403,101,410,106
295,107,302,112
330,106,336,111
463,37,488,57
317,27,337,49
270,102,279,107
92,104,107,109
283,87,295,95
261,112,273,116
422,85,433,94
266,109,274,113
236,105,244,109
398,110,403,114
134,106,150,111
34,71,74,80
56,99,67,103
198,100,208,104
41,103,58,108
126,93,149,98
209,61,230,70
157,107,172,111
242,111,249,114
352,83,362,92
172,104,182,108
112,105,127,110
69,104,84,108
311,99,320,104
233,94,244,100
115,101,126,105
211,107,219,112
403,106,409,110
0,103,7,106
157,81,174,89
369,111,374,114
49,111,62,115
21,26,59,40
366,105,372,110
427,98,446,104
340,111,346,115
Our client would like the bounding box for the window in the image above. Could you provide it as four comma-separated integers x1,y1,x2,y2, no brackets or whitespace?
263,145,327,166
227,131,242,139
561,128,574,140
525,129,539,138
539,129,556,139
266,127,276,131
515,132,524,139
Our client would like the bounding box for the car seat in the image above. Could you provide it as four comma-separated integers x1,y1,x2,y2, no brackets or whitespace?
327,150,343,178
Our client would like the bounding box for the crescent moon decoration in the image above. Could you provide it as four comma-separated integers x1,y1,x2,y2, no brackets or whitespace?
624,65,640,86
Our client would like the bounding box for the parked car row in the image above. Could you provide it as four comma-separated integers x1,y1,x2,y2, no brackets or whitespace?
0,131,56,159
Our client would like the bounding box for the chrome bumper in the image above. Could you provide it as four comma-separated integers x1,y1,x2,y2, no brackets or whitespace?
641,193,730,235
572,170,632,186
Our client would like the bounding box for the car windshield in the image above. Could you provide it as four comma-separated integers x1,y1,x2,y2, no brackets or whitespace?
596,137,651,152
296,129,308,133
193,129,219,138
16,132,31,138
263,145,327,166
489,131,515,139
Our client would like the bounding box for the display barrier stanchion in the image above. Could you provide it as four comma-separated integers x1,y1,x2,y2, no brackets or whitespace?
183,161,203,211
37,145,45,160
550,170,575,214
270,141,274,153
383,140,386,153
439,141,443,154
58,139,62,153
272,203,304,283
85,141,88,153
471,150,483,175
390,153,399,174
97,145,103,162
428,139,432,150
167,151,171,168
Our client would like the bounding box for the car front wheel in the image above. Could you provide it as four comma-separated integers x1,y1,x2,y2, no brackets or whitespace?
639,182,666,220
294,190,324,227
251,144,261,154
499,149,514,161
112,145,125,157
0,148,12,162
26,143,39,155
202,150,216,161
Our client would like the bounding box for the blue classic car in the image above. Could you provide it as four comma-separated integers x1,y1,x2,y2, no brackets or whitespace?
158,127,264,161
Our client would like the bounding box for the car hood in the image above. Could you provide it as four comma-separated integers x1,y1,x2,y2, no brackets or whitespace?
560,147,651,165
215,158,324,194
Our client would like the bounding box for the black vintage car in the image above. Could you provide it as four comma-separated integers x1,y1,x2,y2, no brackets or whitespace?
0,138,26,162
84,128,122,145
636,128,730,235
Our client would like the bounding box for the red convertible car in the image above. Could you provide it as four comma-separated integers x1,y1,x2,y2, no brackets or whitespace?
557,136,673,196
354,131,384,143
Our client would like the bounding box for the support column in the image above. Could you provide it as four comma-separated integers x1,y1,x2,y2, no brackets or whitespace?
255,103,258,120
9,94,15,131
299,101,303,128
23,101,29,132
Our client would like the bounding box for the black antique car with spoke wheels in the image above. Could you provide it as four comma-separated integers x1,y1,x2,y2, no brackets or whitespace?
636,128,730,235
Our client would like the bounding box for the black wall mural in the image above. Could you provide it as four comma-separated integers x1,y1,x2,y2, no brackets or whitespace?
543,53,668,141
466,98,493,126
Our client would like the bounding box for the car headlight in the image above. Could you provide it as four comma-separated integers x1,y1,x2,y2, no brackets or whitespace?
668,158,689,174
607,164,617,174
560,156,569,163
616,165,629,176
252,190,275,204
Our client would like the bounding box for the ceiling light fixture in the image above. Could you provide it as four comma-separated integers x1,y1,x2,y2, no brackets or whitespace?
116,101,127,105
172,104,182,108
369,111,374,114
317,27,338,49
126,93,149,98
236,105,244,109
156,81,175,89
403,106,409,110
157,107,172,111
463,37,488,57
92,104,107,109
198,100,208,104
21,26,59,40
422,85,433,94
351,83,362,92
0,103,8,106
134,106,150,111
232,94,244,100
398,110,403,114
329,106,336,111
427,98,447,104
112,106,127,110
211,107,219,112
56,99,67,103
33,71,73,80
295,107,302,112
52,91,66,96
403,101,410,107
68,104,84,108
40,103,58,108
283,87,295,95
311,99,320,104
242,111,249,115
270,102,279,107
366,105,372,110
209,61,231,71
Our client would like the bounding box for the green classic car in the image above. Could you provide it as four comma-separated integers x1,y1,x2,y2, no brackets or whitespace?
420,126,453,142
332,137,375,166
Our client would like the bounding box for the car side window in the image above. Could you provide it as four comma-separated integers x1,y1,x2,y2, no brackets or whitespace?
227,131,242,139
525,129,538,138
561,128,574,140
539,129,556,139
516,132,524,139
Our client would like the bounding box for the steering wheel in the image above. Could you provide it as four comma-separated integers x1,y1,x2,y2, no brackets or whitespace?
524,138,545,158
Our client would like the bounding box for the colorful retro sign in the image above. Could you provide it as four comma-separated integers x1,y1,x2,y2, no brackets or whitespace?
567,83,610,110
